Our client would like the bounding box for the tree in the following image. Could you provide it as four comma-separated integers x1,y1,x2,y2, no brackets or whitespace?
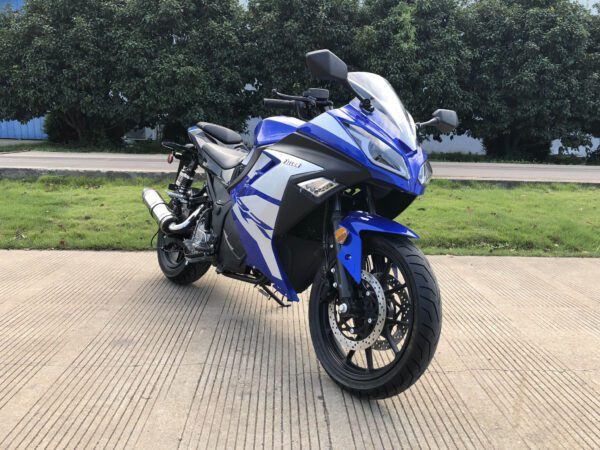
0,0,247,143
113,0,247,136
461,0,593,160
0,0,133,143
350,0,471,139
243,0,361,116
573,4,600,149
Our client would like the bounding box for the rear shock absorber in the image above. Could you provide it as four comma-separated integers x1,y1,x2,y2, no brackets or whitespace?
176,164,196,193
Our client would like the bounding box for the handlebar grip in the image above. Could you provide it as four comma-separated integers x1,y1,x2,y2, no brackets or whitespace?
263,98,297,110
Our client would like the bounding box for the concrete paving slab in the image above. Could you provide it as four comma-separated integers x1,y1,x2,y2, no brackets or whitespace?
0,251,598,449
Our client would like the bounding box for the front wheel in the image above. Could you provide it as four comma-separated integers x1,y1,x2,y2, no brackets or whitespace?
157,231,210,285
309,235,441,398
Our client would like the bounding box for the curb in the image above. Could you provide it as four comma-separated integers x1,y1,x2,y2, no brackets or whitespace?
0,167,198,181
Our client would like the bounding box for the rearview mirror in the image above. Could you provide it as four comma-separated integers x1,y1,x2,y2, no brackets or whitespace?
306,49,348,84
432,109,459,133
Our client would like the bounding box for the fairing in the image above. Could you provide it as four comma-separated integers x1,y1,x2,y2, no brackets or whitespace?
230,149,324,301
254,116,305,147
347,72,418,150
229,86,429,301
337,211,419,283
299,107,427,196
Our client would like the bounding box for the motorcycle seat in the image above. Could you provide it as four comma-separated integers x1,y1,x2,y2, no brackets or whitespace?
197,122,243,145
201,142,247,169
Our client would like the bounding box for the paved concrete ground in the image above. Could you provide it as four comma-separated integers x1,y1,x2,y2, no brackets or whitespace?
1,151,599,183
0,251,598,449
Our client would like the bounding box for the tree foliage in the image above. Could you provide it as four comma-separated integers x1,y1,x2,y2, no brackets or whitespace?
243,0,361,115
113,0,246,133
461,0,593,159
0,0,245,143
355,0,470,128
0,0,131,142
0,0,598,157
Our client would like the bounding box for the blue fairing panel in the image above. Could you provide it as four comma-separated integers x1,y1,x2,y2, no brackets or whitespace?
230,148,324,301
337,211,419,283
298,108,427,197
254,116,305,147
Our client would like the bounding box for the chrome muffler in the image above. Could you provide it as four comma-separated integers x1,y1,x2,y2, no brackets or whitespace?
142,188,203,234
142,188,176,233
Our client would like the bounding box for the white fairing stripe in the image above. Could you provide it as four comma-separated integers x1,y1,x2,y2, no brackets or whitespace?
310,112,356,147
232,203,281,280
251,150,323,201
234,150,324,288
246,153,272,179
238,195,279,229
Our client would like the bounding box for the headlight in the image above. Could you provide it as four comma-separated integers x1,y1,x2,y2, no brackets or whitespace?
418,160,433,185
345,124,410,179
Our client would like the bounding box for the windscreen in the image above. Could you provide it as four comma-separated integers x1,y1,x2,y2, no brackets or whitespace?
347,72,418,150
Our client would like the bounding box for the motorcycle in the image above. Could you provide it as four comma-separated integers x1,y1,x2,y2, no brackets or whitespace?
142,50,458,398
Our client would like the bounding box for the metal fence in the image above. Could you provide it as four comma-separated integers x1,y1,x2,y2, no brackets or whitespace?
0,117,47,140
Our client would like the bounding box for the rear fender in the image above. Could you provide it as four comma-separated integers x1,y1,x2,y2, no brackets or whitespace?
337,211,419,283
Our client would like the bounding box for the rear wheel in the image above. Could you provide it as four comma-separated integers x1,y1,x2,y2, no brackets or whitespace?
157,231,210,285
309,235,441,398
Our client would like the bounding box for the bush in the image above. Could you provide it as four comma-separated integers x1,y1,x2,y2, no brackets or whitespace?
44,112,78,143
44,111,125,145
483,135,551,162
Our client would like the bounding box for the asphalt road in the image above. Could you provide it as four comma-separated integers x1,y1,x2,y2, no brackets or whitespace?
1,151,599,183
0,251,598,449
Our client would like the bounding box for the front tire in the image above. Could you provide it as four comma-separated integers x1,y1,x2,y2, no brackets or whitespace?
157,231,210,285
309,235,441,398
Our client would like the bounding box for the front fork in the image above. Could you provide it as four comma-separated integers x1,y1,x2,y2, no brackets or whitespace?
331,195,354,303
330,187,376,304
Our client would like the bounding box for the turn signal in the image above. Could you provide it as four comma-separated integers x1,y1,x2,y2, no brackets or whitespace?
335,226,349,244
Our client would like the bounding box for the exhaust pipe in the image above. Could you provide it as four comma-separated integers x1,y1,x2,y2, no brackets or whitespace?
142,188,203,234
142,188,177,233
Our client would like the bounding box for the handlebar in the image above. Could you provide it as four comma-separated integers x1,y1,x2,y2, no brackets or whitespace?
263,89,333,119
263,98,300,110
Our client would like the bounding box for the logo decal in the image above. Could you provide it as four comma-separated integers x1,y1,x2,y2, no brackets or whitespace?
283,159,301,168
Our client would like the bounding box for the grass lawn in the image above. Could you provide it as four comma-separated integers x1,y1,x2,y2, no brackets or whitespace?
0,176,598,256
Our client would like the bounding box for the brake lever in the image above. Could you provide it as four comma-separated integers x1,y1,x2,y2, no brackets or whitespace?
272,89,315,106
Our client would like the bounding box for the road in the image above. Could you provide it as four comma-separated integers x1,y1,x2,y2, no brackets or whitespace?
0,251,597,449
1,151,599,182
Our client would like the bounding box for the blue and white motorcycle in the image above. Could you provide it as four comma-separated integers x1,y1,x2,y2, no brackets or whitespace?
143,50,458,398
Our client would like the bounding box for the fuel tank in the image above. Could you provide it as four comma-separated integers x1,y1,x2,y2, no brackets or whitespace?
254,116,305,147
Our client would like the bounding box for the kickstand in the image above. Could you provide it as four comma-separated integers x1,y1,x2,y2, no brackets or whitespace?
256,285,291,308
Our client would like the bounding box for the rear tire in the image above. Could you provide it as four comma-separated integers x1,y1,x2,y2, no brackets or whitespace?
309,235,441,398
157,231,210,285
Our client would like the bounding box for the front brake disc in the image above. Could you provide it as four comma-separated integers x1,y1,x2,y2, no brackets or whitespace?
373,278,410,351
328,270,386,352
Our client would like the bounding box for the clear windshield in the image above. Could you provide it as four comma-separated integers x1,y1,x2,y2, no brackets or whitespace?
347,72,418,150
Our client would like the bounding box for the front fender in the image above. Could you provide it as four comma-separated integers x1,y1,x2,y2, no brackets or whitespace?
337,211,419,283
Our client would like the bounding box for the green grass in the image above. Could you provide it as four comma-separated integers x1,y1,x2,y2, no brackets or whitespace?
402,180,599,256
0,176,598,256
0,176,168,250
